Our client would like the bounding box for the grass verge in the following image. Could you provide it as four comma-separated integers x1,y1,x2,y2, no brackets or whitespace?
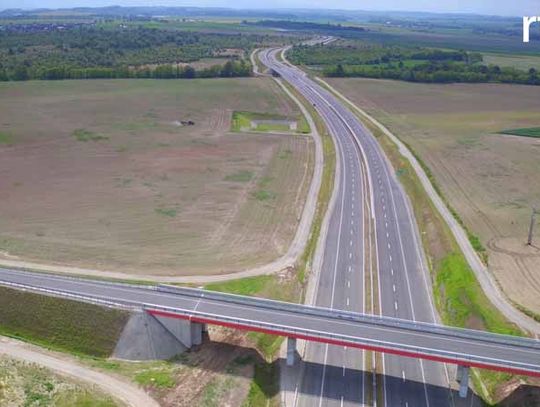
0,131,13,145
0,286,129,357
242,361,279,407
498,127,540,138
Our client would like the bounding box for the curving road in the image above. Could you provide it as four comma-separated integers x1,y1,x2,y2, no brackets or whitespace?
259,47,480,406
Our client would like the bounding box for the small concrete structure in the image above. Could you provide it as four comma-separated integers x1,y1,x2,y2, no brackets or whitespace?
250,119,297,131
456,365,470,398
113,311,204,360
286,337,297,366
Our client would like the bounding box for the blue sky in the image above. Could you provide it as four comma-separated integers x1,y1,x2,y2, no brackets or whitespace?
0,0,537,16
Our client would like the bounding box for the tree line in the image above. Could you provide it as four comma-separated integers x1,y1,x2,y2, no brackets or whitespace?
288,43,483,67
0,60,252,81
288,42,539,86
324,62,540,85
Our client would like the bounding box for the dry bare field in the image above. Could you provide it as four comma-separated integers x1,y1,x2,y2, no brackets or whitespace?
0,78,313,276
328,78,540,315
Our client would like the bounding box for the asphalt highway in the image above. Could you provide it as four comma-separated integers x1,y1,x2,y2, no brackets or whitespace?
258,47,480,406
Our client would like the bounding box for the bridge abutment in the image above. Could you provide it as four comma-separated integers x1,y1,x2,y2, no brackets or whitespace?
112,311,204,360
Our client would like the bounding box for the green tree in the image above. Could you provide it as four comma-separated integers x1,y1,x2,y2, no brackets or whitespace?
335,64,346,76
12,65,29,81
220,61,234,77
182,65,196,79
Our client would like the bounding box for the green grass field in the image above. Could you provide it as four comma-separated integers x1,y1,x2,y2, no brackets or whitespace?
0,131,12,144
483,53,540,71
499,127,540,138
0,287,129,357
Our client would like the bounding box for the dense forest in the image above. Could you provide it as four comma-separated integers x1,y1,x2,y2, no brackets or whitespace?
0,24,265,81
288,43,540,85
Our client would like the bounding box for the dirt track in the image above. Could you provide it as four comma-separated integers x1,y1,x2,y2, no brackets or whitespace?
0,337,159,407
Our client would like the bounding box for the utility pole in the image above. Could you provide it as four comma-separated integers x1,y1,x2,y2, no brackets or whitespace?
528,208,539,245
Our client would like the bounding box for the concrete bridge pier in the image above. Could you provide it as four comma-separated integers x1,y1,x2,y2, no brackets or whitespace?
113,311,205,360
456,365,470,398
191,322,203,346
286,337,297,366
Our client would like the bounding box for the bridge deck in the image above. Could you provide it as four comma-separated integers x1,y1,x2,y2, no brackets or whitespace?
1,268,539,377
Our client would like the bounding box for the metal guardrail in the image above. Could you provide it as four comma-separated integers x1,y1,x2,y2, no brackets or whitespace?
0,267,157,292
2,276,540,374
143,302,540,373
157,284,540,350
0,280,141,311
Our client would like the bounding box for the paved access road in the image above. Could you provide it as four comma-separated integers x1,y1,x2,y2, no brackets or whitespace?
258,48,480,406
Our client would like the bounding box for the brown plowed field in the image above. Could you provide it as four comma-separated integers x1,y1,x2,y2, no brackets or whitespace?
0,78,313,276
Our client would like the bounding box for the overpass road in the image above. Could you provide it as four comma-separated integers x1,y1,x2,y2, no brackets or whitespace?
1,268,539,379
258,47,480,406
